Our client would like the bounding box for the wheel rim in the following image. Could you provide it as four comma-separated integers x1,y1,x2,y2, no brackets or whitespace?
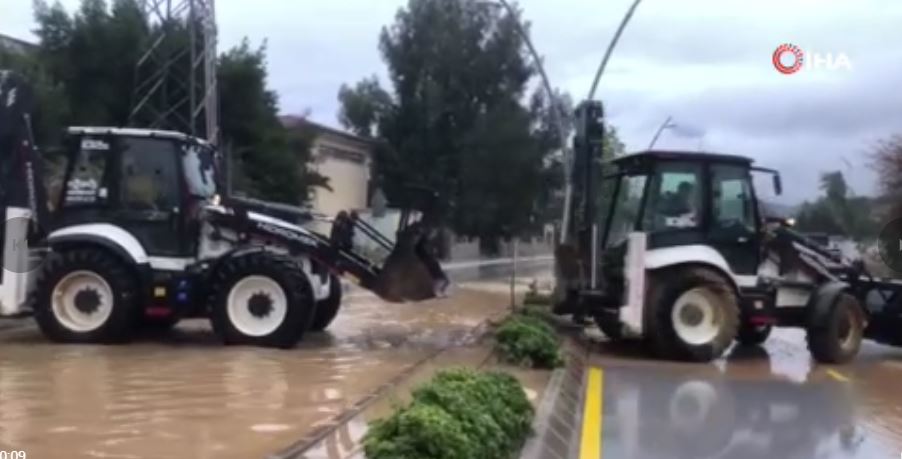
672,288,724,346
226,275,288,337
837,305,861,352
51,270,114,332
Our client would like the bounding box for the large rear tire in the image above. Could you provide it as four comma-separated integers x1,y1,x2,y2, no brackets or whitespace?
737,323,771,346
32,248,140,343
310,274,342,332
645,267,739,362
209,252,315,348
807,293,864,364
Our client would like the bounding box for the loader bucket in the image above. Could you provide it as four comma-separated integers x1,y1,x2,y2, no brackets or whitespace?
370,223,449,302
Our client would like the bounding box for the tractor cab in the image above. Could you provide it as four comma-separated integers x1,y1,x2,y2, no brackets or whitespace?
596,151,781,281
557,148,785,360
52,127,219,259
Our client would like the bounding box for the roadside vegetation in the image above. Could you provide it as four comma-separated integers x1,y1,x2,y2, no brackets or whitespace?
363,369,534,459
495,312,564,369
0,0,328,205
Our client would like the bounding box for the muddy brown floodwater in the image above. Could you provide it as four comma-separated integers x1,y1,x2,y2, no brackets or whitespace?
0,286,514,459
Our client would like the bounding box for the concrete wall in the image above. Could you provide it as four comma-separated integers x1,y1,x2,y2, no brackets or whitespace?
309,134,371,216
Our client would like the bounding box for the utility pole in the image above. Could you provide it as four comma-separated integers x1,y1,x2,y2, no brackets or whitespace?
648,115,673,150
490,0,572,243
130,0,220,145
587,0,643,101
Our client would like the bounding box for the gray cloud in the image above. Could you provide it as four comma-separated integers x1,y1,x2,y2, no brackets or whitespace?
2,0,899,202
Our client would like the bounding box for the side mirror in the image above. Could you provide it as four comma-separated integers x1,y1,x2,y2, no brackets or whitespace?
773,174,783,196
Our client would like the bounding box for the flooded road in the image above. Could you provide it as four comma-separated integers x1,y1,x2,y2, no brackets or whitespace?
0,258,550,459
586,328,902,458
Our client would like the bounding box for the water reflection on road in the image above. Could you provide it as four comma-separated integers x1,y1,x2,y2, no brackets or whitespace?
0,259,547,459
593,331,902,459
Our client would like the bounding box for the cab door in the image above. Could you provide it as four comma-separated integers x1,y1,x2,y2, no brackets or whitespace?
707,163,759,275
114,137,186,257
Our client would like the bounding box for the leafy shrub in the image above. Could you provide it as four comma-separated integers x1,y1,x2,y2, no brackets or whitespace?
364,402,474,459
363,369,534,459
495,315,564,368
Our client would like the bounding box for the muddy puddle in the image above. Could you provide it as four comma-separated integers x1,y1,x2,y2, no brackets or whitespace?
0,287,514,458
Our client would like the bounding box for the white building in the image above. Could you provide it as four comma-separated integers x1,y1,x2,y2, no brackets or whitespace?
281,116,374,230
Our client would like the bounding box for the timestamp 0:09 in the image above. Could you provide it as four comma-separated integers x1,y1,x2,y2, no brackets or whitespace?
0,452,26,459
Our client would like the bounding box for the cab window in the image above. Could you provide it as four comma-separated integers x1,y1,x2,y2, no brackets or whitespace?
119,138,180,211
63,137,110,207
711,164,756,234
643,162,702,231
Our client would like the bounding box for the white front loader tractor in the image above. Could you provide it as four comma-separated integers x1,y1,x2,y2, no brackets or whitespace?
0,70,449,348
554,101,902,363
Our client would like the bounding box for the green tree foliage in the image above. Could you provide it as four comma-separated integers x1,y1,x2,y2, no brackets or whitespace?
217,41,328,203
871,135,902,217
795,171,878,240
0,42,68,146
22,0,323,204
337,75,392,138
339,0,625,250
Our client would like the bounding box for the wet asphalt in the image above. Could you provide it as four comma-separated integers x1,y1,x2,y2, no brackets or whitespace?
0,258,550,459
3,256,902,459
583,328,902,459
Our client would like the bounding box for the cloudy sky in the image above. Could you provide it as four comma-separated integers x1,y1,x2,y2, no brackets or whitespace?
3,0,901,203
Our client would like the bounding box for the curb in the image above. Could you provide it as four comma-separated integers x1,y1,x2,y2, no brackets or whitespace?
519,350,588,459
266,317,500,459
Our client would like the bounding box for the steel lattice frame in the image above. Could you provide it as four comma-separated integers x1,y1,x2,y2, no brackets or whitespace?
130,0,219,144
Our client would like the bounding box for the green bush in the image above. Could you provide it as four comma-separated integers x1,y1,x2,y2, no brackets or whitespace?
364,402,474,459
495,315,564,369
363,369,534,459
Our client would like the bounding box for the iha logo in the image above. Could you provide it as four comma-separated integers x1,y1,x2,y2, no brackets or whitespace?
772,43,852,74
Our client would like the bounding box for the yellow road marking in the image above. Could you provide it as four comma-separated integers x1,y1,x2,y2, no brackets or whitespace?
580,367,604,459
826,368,850,383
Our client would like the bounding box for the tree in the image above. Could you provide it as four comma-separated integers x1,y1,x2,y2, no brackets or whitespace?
871,135,902,217
795,170,877,240
27,0,324,204
217,41,327,203
337,76,392,138
820,171,848,204
340,0,618,251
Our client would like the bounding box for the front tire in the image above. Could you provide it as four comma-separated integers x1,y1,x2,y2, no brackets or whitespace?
310,274,342,332
807,293,864,364
209,252,315,348
645,267,739,362
32,248,140,343
737,323,771,346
